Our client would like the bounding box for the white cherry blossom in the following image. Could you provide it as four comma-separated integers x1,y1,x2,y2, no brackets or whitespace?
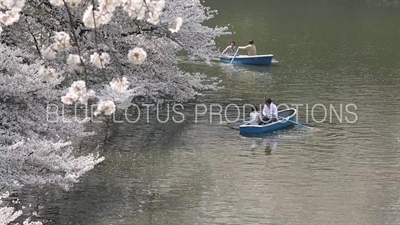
79,89,96,105
110,77,130,93
169,16,183,33
53,31,71,51
145,0,165,24
49,0,63,7
122,0,146,19
0,0,26,11
128,47,147,64
69,80,86,94
82,4,113,28
98,0,121,13
38,66,59,82
0,10,20,26
41,45,57,60
61,92,79,105
82,5,96,28
67,54,84,69
94,100,116,116
90,52,111,68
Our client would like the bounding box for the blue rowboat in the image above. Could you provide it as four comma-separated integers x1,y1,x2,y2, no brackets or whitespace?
220,54,274,66
239,108,297,134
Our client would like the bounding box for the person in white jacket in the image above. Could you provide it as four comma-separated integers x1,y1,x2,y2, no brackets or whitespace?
261,98,278,124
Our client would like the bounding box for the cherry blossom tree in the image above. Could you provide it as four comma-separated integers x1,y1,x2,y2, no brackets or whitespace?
0,0,229,223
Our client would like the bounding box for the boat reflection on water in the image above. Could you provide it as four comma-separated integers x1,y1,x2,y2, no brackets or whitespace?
247,133,279,155
242,127,313,155
263,137,278,155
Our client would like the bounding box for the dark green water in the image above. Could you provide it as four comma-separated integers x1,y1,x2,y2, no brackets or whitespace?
34,1,399,224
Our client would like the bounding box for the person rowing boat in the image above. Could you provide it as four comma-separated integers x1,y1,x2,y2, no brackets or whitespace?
260,98,278,124
221,41,238,56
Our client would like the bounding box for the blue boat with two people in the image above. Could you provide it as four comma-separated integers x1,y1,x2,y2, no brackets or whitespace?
239,108,297,134
219,40,274,66
220,54,274,66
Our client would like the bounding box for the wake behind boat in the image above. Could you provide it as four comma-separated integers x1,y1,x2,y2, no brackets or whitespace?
220,54,274,66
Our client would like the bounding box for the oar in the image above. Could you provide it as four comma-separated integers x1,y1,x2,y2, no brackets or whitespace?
278,116,319,131
229,48,240,64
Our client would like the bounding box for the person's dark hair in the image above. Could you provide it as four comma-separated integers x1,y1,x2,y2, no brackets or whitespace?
230,41,236,45
249,39,254,44
266,98,272,104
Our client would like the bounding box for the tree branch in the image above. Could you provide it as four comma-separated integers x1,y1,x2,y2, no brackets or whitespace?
62,0,89,81
24,18,41,57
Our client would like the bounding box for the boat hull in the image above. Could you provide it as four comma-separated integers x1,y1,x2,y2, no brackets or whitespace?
239,109,297,134
220,54,273,66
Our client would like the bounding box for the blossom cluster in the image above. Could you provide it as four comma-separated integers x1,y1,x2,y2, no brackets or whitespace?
41,31,72,60
41,32,112,71
49,0,183,33
110,76,130,93
94,100,116,116
60,77,132,117
61,80,96,105
80,0,167,27
0,0,25,30
50,0,82,7
90,52,111,68
38,66,59,82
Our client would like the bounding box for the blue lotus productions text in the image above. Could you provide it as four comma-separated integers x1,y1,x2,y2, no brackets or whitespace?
46,103,358,124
